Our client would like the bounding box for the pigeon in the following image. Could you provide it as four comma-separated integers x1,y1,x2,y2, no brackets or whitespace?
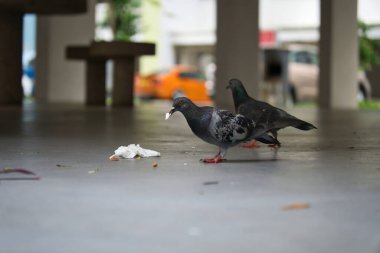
226,78,317,147
165,97,279,163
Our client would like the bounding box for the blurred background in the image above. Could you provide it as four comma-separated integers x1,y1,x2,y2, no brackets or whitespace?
21,0,380,108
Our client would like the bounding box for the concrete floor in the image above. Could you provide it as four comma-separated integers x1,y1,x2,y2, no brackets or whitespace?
1,100,380,253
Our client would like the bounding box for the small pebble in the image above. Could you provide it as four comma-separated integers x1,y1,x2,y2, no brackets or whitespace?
109,155,120,161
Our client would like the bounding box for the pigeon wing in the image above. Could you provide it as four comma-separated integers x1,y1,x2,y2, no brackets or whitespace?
209,110,252,145
237,101,264,121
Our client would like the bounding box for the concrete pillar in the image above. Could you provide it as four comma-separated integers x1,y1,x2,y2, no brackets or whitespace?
319,0,358,109
35,16,49,103
215,0,260,110
35,0,95,104
0,12,23,105
112,58,135,107
86,59,106,105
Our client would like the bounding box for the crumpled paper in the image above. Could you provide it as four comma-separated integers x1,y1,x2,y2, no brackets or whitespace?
109,144,160,160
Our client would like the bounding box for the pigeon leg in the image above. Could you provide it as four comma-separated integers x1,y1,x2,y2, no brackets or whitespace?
268,130,281,148
241,140,260,148
268,143,281,149
201,148,227,163
271,130,278,140
201,156,225,163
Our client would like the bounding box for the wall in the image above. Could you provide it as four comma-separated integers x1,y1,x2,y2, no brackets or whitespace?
260,0,320,30
35,0,95,104
158,0,216,69
139,0,161,75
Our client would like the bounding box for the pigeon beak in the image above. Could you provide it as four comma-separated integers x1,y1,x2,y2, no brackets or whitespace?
165,107,175,120
226,84,231,90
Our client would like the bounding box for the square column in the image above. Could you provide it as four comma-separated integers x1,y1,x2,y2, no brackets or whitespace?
0,0,87,105
215,0,260,111
0,12,23,104
86,59,106,105
112,58,135,106
319,0,358,109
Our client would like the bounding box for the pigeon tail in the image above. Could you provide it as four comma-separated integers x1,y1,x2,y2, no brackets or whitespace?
255,133,281,145
291,120,317,131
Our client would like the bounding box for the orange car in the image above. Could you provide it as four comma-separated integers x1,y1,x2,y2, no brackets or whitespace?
134,73,157,98
135,66,211,102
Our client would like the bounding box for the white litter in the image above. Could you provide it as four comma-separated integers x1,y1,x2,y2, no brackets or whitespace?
110,144,161,159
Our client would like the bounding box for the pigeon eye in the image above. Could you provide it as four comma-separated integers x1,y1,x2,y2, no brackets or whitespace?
177,101,183,107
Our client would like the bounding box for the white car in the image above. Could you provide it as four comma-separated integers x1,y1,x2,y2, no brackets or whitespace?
287,45,371,103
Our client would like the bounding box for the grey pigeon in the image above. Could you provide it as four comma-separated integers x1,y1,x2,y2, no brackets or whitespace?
166,97,278,163
226,78,317,147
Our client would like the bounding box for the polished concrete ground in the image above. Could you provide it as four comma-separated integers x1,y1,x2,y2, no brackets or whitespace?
1,100,380,253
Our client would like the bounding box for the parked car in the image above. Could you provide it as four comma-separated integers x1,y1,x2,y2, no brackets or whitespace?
134,73,157,98
135,65,211,102
287,45,371,103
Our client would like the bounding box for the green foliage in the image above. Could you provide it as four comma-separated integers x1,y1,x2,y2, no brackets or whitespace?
104,0,141,41
358,20,380,71
359,100,380,109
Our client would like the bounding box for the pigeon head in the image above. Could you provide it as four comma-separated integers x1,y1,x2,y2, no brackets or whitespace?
226,78,248,96
226,78,244,90
165,97,197,120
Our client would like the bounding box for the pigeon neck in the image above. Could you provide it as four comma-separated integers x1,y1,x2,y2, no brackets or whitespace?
232,86,250,110
180,102,201,120
181,104,208,137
